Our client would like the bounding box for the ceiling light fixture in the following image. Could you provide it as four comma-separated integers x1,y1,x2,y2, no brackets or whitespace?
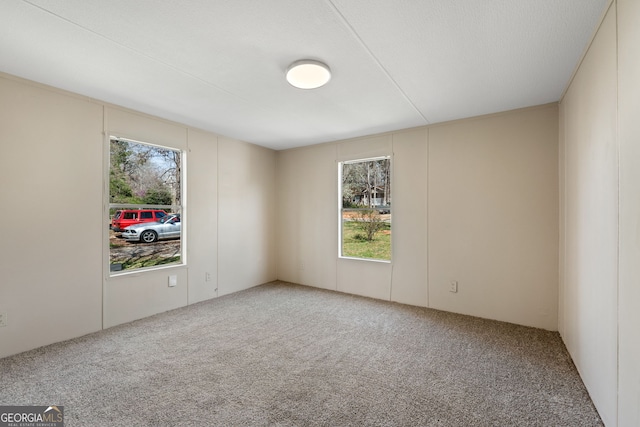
286,60,331,89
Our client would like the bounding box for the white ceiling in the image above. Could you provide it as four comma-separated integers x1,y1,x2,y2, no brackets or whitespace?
0,0,608,150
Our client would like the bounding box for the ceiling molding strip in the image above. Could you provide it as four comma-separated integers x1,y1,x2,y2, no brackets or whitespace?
325,0,431,125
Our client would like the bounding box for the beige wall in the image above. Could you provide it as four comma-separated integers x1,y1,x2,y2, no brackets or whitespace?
559,2,618,425
559,5,618,425
276,104,559,330
0,76,103,358
217,137,277,296
429,106,559,330
617,0,640,425
390,129,429,305
0,74,277,358
276,143,338,291
187,129,218,305
560,1,640,425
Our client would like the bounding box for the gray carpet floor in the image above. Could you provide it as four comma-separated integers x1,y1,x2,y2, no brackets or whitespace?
0,281,603,426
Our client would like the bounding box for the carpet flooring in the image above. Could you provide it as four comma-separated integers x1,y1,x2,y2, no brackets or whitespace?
0,281,603,426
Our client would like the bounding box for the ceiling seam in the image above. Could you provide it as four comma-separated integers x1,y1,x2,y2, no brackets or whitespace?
20,0,274,114
325,0,431,125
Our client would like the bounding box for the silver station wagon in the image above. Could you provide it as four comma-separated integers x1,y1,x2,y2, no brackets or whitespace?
122,214,181,243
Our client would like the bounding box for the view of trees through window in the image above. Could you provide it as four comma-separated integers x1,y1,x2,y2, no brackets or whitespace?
109,136,183,273
340,157,391,261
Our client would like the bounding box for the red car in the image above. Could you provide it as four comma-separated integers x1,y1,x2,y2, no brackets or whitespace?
111,209,167,232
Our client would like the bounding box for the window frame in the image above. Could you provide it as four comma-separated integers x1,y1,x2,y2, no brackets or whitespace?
106,135,186,276
338,156,392,263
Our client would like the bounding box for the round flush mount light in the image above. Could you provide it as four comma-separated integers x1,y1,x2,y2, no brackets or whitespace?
286,60,331,89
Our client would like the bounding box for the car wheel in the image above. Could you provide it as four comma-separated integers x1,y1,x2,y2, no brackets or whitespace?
140,230,158,243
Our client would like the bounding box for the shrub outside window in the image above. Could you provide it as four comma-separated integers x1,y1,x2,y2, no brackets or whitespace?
339,157,391,261
108,136,184,273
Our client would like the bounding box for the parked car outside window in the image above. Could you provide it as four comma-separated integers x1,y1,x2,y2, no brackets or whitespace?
111,209,167,232
121,214,181,243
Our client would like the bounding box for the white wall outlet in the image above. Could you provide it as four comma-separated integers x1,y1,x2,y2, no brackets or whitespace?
205,272,211,282
450,281,458,293
168,275,177,287
0,312,7,327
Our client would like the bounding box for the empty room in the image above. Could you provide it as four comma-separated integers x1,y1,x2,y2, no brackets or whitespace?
0,1,638,426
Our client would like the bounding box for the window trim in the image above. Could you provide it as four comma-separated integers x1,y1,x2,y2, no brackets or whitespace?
338,155,392,263
106,135,186,276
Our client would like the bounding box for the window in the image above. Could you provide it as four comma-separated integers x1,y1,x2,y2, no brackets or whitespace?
108,136,184,273
339,157,391,261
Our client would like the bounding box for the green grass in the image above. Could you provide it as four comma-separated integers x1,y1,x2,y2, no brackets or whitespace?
342,220,391,260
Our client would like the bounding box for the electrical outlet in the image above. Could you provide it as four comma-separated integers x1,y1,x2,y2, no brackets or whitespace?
450,281,458,293
205,272,211,282
0,312,7,327
168,275,177,287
